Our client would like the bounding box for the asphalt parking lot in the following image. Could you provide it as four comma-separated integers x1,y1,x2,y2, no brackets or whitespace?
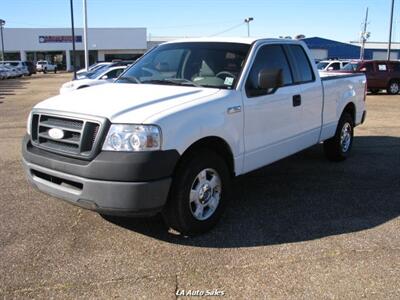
0,73,399,299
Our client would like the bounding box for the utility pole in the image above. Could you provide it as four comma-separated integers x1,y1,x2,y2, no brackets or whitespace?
0,19,5,62
387,0,395,61
360,8,369,60
83,0,89,70
70,0,77,79
244,17,254,37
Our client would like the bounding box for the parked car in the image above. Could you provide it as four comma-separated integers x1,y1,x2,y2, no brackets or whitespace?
317,60,349,71
76,61,133,79
3,61,30,76
76,62,111,77
1,64,21,78
22,38,366,236
338,60,400,94
36,60,57,73
60,66,127,94
0,67,7,79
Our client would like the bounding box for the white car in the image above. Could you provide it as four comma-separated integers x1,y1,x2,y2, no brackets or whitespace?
3,61,30,76
0,66,12,79
36,60,57,73
0,65,20,78
76,62,112,77
60,66,126,94
23,38,366,236
317,60,349,71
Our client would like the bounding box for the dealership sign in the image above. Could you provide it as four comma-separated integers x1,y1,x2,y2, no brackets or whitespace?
39,35,82,43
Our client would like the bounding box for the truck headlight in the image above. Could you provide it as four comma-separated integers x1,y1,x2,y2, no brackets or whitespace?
102,124,161,151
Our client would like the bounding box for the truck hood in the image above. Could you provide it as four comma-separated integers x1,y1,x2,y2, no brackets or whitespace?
35,83,221,123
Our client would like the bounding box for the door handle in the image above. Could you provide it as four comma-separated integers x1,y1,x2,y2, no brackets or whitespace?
293,94,301,107
227,106,242,114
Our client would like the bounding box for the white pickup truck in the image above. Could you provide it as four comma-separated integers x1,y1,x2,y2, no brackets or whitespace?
22,38,367,235
36,60,57,73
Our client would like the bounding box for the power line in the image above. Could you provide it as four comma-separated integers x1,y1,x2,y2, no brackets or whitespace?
209,22,245,37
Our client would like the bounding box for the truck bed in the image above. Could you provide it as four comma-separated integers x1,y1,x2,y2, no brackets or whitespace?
319,72,366,142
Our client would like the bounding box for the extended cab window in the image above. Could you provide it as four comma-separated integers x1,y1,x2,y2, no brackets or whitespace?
245,44,293,97
285,45,315,83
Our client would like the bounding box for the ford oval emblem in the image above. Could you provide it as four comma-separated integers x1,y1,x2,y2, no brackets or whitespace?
48,128,64,140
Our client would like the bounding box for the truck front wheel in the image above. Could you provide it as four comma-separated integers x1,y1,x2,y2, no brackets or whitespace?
323,113,354,161
162,149,231,236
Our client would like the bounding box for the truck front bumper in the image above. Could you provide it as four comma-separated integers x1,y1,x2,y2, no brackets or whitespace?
22,135,180,216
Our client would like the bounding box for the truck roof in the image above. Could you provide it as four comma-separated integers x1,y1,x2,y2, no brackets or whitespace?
164,37,302,45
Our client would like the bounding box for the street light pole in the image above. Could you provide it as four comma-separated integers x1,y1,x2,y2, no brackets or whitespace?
387,0,395,61
244,17,254,37
83,0,89,71
70,0,77,79
0,19,5,62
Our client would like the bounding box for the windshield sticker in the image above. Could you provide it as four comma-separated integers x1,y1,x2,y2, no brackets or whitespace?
224,77,234,86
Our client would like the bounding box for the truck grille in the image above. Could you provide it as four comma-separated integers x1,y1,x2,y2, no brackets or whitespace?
30,112,106,159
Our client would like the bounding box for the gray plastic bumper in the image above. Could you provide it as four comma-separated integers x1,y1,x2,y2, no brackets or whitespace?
22,159,171,216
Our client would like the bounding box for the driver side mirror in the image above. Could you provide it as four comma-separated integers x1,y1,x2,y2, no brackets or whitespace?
327,66,334,71
359,67,367,72
258,68,283,90
101,74,108,80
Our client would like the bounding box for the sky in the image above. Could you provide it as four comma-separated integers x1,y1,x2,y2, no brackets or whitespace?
1,0,399,43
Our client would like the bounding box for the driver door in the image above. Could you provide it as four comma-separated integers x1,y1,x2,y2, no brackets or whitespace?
242,44,303,173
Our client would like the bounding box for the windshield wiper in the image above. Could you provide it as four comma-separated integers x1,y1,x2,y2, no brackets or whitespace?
141,78,201,87
164,78,201,87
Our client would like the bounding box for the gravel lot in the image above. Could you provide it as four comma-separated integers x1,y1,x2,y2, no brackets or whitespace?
0,73,399,299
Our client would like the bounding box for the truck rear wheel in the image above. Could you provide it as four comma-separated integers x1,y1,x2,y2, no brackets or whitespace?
323,113,354,161
387,80,399,95
162,149,231,236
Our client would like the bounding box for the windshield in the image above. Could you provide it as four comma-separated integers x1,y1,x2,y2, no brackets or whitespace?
116,42,250,89
342,63,359,71
37,61,46,65
317,62,329,70
85,65,110,79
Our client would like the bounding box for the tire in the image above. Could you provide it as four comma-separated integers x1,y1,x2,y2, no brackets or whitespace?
43,68,47,74
323,113,354,161
369,88,380,94
387,80,399,95
162,149,231,236
54,68,57,74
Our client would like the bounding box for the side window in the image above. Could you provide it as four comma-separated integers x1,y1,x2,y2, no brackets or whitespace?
285,45,314,83
105,68,123,79
391,63,400,72
365,63,374,72
245,44,293,97
377,64,387,72
330,63,341,70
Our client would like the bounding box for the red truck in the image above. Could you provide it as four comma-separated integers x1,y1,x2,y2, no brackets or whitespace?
339,60,400,95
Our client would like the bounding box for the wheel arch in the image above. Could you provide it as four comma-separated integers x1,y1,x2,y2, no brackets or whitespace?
175,136,236,178
341,101,356,122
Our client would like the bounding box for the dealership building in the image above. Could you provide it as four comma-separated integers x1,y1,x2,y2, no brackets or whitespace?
3,28,400,70
2,27,147,70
